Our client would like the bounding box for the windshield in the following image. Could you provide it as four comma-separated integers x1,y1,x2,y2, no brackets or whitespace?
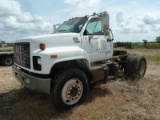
54,17,88,33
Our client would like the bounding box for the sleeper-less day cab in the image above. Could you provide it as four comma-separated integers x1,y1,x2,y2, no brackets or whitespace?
12,12,147,111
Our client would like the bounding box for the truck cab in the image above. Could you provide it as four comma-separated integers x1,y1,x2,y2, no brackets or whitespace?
13,12,113,74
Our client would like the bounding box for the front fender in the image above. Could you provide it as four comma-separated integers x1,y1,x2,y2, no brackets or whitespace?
33,46,90,74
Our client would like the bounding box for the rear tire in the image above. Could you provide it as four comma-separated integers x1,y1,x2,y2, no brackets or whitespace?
51,68,89,112
124,54,146,80
2,56,13,66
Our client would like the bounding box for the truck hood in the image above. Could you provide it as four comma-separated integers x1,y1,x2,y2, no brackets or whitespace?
15,33,82,50
20,33,80,40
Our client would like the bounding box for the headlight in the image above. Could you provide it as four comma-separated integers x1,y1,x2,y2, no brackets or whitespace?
33,56,42,71
37,57,41,65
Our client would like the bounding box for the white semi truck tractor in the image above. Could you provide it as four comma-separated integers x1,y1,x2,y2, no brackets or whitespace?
12,12,146,111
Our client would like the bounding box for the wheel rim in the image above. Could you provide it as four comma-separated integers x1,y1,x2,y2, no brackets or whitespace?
61,78,83,105
5,58,12,65
139,61,145,76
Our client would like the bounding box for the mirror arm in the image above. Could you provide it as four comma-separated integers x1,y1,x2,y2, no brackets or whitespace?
110,29,114,41
89,35,93,41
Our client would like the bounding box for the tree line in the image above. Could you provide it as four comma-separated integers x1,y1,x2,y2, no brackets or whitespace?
156,36,160,43
0,41,13,47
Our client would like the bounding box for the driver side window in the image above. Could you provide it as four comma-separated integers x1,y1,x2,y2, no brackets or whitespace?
84,18,102,35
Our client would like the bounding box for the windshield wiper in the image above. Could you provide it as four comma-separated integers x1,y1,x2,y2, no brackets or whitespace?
93,30,103,35
57,30,68,32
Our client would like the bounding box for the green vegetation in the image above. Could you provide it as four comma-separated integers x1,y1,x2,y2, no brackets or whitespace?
115,42,160,49
0,40,13,50
126,49,160,62
0,47,13,51
114,48,160,62
0,40,13,47
0,41,5,44
6,43,14,47
155,36,160,43
145,55,160,61
132,42,160,49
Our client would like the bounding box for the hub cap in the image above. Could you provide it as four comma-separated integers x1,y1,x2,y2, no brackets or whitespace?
139,61,146,76
62,78,83,105
5,58,12,65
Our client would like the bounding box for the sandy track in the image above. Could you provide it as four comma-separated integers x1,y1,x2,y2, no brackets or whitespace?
0,67,21,94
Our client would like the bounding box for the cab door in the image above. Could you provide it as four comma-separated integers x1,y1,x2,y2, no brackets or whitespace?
82,17,113,63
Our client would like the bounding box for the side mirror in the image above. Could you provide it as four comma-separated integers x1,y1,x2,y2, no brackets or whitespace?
109,29,114,41
101,12,110,36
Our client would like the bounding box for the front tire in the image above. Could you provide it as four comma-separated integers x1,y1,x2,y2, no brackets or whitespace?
51,68,89,112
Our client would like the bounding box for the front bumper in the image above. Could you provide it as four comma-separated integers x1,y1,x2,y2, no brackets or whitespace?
12,65,51,94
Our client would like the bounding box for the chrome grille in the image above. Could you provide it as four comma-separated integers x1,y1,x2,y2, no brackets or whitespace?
14,43,30,69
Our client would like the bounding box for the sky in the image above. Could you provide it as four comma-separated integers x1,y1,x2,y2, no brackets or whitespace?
0,0,160,42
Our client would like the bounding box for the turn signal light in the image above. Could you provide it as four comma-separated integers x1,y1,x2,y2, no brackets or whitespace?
50,55,57,58
40,43,46,50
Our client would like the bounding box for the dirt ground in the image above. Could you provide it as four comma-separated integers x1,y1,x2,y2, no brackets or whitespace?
0,62,160,120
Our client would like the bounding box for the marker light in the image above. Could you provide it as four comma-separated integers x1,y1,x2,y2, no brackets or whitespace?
50,55,57,58
40,43,46,50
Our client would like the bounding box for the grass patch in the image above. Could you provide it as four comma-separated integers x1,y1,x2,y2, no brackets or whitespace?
128,49,160,61
133,43,160,49
115,48,160,62
0,47,13,51
144,55,160,61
